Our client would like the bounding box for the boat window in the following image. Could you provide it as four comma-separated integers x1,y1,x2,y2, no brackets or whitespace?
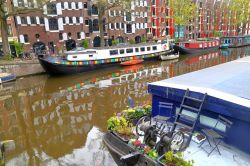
152,46,157,50
73,56,77,58
126,48,133,53
147,47,151,51
89,55,93,57
110,49,118,55
135,48,139,52
120,49,124,54
87,51,97,54
140,47,145,52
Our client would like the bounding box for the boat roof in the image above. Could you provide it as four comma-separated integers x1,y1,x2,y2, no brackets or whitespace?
221,35,250,38
149,56,250,108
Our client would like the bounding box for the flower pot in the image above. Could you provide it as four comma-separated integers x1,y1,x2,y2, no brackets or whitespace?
112,131,132,143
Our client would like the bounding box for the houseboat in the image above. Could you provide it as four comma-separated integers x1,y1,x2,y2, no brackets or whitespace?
220,35,250,48
104,56,250,166
174,39,219,54
38,41,170,75
148,56,250,154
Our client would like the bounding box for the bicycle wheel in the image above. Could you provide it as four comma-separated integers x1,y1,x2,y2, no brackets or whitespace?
170,131,185,152
135,116,151,136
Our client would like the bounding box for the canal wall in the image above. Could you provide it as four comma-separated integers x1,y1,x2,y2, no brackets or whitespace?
0,60,45,77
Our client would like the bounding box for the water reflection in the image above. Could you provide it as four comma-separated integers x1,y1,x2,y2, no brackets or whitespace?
0,46,249,165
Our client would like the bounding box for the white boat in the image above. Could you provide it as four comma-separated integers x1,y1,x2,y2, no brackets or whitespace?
160,51,179,61
0,73,16,84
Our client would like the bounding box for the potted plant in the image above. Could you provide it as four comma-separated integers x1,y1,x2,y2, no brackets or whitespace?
107,116,134,142
158,151,194,166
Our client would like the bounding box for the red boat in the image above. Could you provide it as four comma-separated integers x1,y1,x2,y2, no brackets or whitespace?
120,59,144,66
174,39,219,54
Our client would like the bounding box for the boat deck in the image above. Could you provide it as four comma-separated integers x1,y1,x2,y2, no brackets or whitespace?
183,140,250,166
149,56,250,107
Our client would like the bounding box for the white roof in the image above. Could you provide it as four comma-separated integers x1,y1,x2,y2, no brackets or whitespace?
149,56,250,108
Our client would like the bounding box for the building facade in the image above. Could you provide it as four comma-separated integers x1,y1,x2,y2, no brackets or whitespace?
6,0,250,53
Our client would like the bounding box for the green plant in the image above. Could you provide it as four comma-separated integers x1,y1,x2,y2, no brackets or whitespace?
13,41,24,57
122,105,152,122
1,53,13,61
142,37,148,43
161,151,194,166
129,39,136,44
112,39,119,46
82,39,89,49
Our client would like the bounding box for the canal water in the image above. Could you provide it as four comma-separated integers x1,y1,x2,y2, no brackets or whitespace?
1,47,250,166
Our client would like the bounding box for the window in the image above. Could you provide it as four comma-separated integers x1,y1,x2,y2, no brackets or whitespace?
40,17,44,24
121,23,124,29
47,3,57,15
30,17,36,24
69,17,73,24
68,2,72,9
63,17,66,24
83,2,87,8
24,34,29,43
120,49,124,54
77,32,81,39
59,33,63,40
110,10,114,16
140,47,145,51
126,24,132,33
27,0,34,7
152,46,157,50
76,17,80,23
135,48,139,52
61,2,64,9
7,25,12,36
75,3,79,9
110,49,118,55
147,47,151,51
126,48,133,53
111,23,114,29
93,19,99,31
48,18,58,30
92,5,98,15
126,12,131,21
85,19,89,25
18,0,24,7
21,17,27,24
116,23,120,29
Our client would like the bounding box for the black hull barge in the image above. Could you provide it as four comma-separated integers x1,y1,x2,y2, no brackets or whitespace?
38,41,171,75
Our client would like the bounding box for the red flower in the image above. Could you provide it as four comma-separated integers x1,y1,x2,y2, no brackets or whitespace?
144,147,151,153
133,140,141,146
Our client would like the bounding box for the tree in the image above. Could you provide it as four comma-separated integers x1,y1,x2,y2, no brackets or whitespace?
0,0,47,59
229,0,250,35
170,0,197,39
92,0,131,47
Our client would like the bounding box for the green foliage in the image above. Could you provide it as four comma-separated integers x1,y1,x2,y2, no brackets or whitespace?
112,39,119,46
1,54,13,61
122,105,152,122
13,41,24,57
107,116,133,135
161,151,194,166
82,39,89,49
142,37,148,43
129,39,136,44
170,0,197,38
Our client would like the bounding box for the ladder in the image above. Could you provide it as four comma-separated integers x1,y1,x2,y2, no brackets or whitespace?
170,89,207,147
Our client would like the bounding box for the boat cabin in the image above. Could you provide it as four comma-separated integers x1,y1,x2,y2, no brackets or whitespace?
148,56,250,154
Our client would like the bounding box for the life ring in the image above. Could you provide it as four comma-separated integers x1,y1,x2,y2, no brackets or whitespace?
163,44,167,50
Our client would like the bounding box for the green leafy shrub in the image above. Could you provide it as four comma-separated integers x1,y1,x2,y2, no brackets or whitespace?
112,39,119,46
142,37,148,43
129,39,136,44
82,39,89,48
161,151,194,166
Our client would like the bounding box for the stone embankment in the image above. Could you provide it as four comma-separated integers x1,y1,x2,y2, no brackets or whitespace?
0,59,45,77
